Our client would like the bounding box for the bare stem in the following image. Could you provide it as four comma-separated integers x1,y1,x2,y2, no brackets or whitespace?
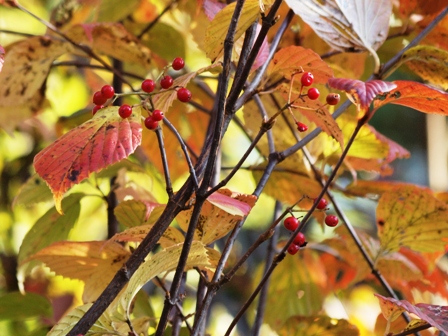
155,127,174,199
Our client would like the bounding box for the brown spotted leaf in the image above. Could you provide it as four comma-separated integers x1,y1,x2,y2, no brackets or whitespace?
377,185,448,253
373,80,448,116
26,240,131,303
110,224,185,248
176,189,257,245
279,315,359,336
114,199,164,228
329,78,397,119
267,46,333,83
34,106,142,213
375,294,448,334
0,36,73,107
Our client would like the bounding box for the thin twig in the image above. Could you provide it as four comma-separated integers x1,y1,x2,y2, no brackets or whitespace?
155,127,174,199
137,0,179,39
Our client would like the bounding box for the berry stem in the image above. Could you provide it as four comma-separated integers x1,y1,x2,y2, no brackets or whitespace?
154,127,174,199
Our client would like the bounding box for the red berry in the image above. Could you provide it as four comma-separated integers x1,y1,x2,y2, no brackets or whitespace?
316,198,328,210
118,104,132,118
144,116,159,130
141,79,155,93
296,122,308,132
307,87,320,100
93,91,107,105
287,243,300,255
152,109,164,121
101,85,115,99
284,216,299,231
326,93,340,105
325,215,339,227
301,72,314,87
293,232,306,246
92,105,103,115
177,88,191,103
160,75,173,89
172,57,185,70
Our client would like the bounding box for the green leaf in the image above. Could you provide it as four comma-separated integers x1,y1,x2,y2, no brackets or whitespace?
120,241,212,317
278,315,359,336
13,174,53,208
18,193,84,266
377,185,448,253
0,292,52,321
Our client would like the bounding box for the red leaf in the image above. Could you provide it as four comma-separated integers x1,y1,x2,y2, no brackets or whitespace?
373,80,448,115
203,0,226,20
375,294,448,333
34,106,142,213
328,78,397,118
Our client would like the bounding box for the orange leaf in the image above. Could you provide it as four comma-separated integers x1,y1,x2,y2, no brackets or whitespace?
34,106,142,213
268,46,333,83
26,241,131,303
373,80,448,116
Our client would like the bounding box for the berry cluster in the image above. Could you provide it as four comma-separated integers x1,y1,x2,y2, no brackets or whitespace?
294,71,341,133
283,216,307,255
92,85,115,115
315,197,339,227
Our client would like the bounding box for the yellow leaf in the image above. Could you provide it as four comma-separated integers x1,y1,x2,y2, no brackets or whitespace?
26,241,131,303
110,224,185,248
279,316,359,336
204,0,260,61
377,185,448,253
120,241,212,316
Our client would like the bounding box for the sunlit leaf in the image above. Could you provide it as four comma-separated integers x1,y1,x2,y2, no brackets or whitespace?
18,193,84,266
26,241,131,303
0,292,52,321
0,36,73,107
110,224,185,248
377,185,448,253
204,0,260,61
177,189,256,245
34,106,142,213
279,315,359,336
328,78,397,118
375,294,448,333
373,80,448,116
13,174,53,208
267,46,334,83
47,303,120,336
374,312,434,336
65,22,164,69
344,180,414,198
120,241,212,317
375,293,406,323
114,199,163,227
285,0,392,55
399,46,448,90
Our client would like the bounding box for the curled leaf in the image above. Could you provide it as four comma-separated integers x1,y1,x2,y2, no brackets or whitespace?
34,106,142,213
328,78,397,118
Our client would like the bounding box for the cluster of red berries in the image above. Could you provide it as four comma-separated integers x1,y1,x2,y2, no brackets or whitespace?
295,72,341,133
283,216,307,255
92,85,115,115
315,197,339,227
283,198,339,255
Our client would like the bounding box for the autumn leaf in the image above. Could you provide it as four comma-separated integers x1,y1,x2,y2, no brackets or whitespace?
176,189,257,244
375,294,448,334
65,22,165,69
203,0,260,61
13,174,53,207
26,241,131,303
373,80,448,116
34,106,142,213
399,46,448,90
0,44,4,73
47,303,121,336
114,199,163,227
285,0,392,71
279,315,359,336
267,46,334,83
0,292,52,321
120,241,213,317
328,78,397,119
110,224,185,248
377,185,448,253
